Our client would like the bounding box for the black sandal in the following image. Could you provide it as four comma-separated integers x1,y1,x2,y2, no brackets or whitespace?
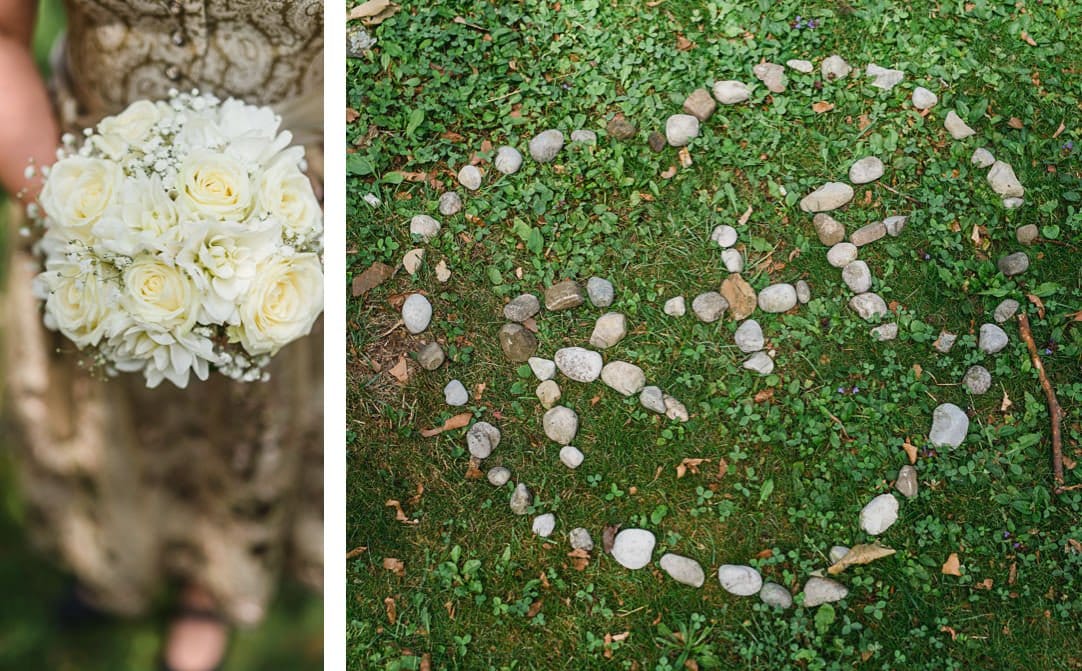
157,606,232,671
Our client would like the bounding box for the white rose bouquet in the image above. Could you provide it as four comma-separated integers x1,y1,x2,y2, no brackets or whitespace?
26,90,323,388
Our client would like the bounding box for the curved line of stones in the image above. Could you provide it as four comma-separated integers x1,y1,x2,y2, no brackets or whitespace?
397,53,1034,610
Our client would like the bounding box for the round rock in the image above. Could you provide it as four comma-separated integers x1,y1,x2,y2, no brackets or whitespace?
509,483,533,515
600,361,646,396
611,528,655,570
712,80,750,104
759,582,793,608
536,380,561,409
814,213,846,246
559,445,584,469
800,182,855,213
842,260,873,293
586,277,615,307
555,347,603,383
758,284,797,313
711,225,738,248
659,554,705,588
979,323,1009,354
640,386,666,414
795,280,811,304
994,299,1020,323
416,342,445,370
532,513,556,538
734,319,764,353
692,292,728,323
438,191,462,216
569,527,594,551
494,145,523,174
849,156,884,184
487,466,511,487
504,293,541,322
859,493,899,535
827,242,859,268
543,406,579,445
849,292,888,321
467,421,501,459
997,252,1029,277
717,564,762,596
498,323,539,362
457,164,482,191
663,296,686,317
409,214,441,241
444,379,468,406
529,129,564,162
402,294,433,334
1016,224,1039,245
528,357,556,381
803,577,849,607
589,312,627,349
912,86,938,110
665,114,700,147
963,365,992,395
929,403,969,448
743,351,774,375
722,249,744,273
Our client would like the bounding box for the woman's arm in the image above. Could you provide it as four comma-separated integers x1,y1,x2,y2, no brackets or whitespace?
0,0,59,202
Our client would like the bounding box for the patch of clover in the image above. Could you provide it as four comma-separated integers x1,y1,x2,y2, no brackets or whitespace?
400,55,1032,609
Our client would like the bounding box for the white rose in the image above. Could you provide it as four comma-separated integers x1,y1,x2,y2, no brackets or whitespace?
176,150,254,221
36,261,119,348
257,151,322,243
93,174,181,257
121,257,200,331
98,100,161,144
106,324,215,389
39,157,123,242
235,253,323,355
217,98,292,164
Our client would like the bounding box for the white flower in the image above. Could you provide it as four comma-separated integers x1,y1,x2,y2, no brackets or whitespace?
121,256,200,331
256,149,322,243
217,98,292,164
93,174,181,257
98,100,162,144
39,156,122,242
106,324,215,389
176,150,254,221
35,260,120,348
234,253,323,355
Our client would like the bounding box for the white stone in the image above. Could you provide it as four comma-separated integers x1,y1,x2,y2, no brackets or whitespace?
509,482,532,515
912,86,938,110
979,323,1009,354
757,283,797,313
865,63,904,90
692,292,728,322
971,147,995,168
569,527,593,551
666,114,700,146
734,319,764,353
849,292,888,321
859,493,899,535
796,280,811,304
467,421,501,459
829,546,850,564
842,260,872,293
786,59,813,73
438,191,462,216
543,406,578,445
759,582,793,608
409,214,441,241
827,242,859,268
883,215,907,236
800,182,854,212
528,357,556,381
611,528,655,570
640,386,666,414
896,465,919,498
532,513,556,537
659,554,705,587
559,445,584,469
570,129,597,144
663,296,686,317
590,312,627,349
536,380,561,409
487,466,511,487
444,379,468,406
586,277,615,307
994,299,1020,323
849,156,885,184
711,225,738,248
529,129,564,162
717,564,763,596
722,248,744,273
945,111,976,139
402,248,424,275
753,62,787,93
713,80,751,104
1003,197,1024,209
457,164,482,190
555,347,604,382
743,351,774,375
435,260,451,283
663,394,689,422
600,361,646,396
929,403,969,448
987,161,1025,198
494,145,523,174
821,55,852,80
402,294,433,334
871,323,898,341
803,577,849,607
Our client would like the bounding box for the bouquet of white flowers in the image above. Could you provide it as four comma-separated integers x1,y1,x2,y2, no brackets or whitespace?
26,90,323,388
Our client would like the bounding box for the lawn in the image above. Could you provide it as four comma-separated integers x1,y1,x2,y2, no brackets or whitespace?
347,1,1081,669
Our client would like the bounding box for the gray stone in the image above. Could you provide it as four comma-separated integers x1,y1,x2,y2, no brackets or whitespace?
896,465,918,498
717,564,763,596
1016,224,1039,245
842,261,873,293
409,214,441,241
712,80,750,104
758,283,798,313
611,528,655,570
504,293,541,322
827,242,859,268
543,406,579,445
665,114,700,146
743,351,774,375
569,527,594,551
786,59,813,73
753,62,787,93
586,277,615,307
963,365,992,395
796,280,811,304
438,191,463,216
929,403,969,448
663,394,689,422
528,356,556,381
545,280,585,311
640,386,666,414
998,252,1029,277
849,292,888,321
859,493,899,535
529,129,565,162
648,132,666,152
979,323,1009,354
536,380,560,408
850,221,887,247
467,421,501,459
457,164,482,191
912,86,938,110
734,319,764,353
402,294,433,334
532,513,556,537
659,553,705,587
945,111,976,139
883,215,907,237
1003,197,1024,209
759,582,793,608
487,466,511,487
600,361,646,396
606,116,636,141
871,323,898,341
509,482,533,515
682,88,717,122
570,129,597,144
663,296,686,317
559,445,584,469
934,331,957,353
444,379,469,406
813,213,846,246
829,546,850,564
971,147,995,168
589,312,627,349
821,54,852,80
498,323,538,362
494,145,523,174
849,156,885,184
692,292,728,322
555,347,603,382
988,161,1024,198
803,577,849,607
711,225,738,248
800,182,855,212
995,299,1020,323
722,249,744,273
865,63,904,90
416,342,445,370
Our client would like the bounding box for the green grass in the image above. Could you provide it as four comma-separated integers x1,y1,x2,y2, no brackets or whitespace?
348,1,1082,669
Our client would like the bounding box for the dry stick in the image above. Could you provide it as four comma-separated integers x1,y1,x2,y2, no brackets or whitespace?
1017,312,1066,494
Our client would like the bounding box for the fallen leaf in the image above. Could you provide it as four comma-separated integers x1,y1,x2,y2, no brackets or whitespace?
754,388,774,403
346,107,359,123
1000,390,1014,412
828,542,896,574
352,262,394,297
970,225,982,246
348,0,400,25
420,654,432,671
384,596,397,624
975,578,994,590
942,553,962,576
755,548,773,559
717,458,729,479
1026,293,1046,319
720,274,757,321
346,546,368,559
675,34,693,51
678,147,693,168
812,101,835,113
677,458,708,478
661,165,678,179
1021,31,1037,46
737,205,754,226
440,131,465,143
612,631,630,642
382,557,405,576
1008,562,1017,585
912,363,923,379
1008,117,1024,129
402,248,425,275
568,548,590,571
1071,309,1082,322
408,483,425,505
464,458,484,480
388,356,409,384
385,500,419,525
902,440,918,464
526,599,543,618
444,600,455,619
419,411,473,438
858,114,871,130
1052,122,1066,138
941,625,958,641
1068,539,1082,554
602,524,620,553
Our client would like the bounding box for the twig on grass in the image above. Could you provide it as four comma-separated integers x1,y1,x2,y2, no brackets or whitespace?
1017,312,1066,494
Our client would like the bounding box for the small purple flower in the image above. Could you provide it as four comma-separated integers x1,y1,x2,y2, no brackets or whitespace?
1044,347,1053,355
1003,531,1012,539
1013,542,1022,550
561,83,571,91
852,386,860,394
837,386,845,394
808,19,818,29
923,253,931,261
1064,141,1075,150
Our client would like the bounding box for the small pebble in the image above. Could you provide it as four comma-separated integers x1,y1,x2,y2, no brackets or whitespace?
979,323,1009,354
722,248,744,273
570,129,597,144
829,546,850,564
606,116,636,140
529,129,565,162
648,131,666,152
734,319,764,353
849,292,888,321
827,242,859,268
498,323,539,362
871,323,898,341
600,361,646,396
971,147,995,168
586,277,615,307
929,402,969,448
994,299,1020,323
504,293,541,322
813,213,846,246
543,405,579,445
435,260,451,283
911,86,938,110
494,146,523,175
536,380,561,408
640,386,666,414
821,54,852,80
487,466,511,487
545,280,585,311
934,331,957,354
532,513,556,537
444,379,469,406
752,62,787,93
589,312,627,349
457,164,482,191
987,161,1025,198
896,465,919,498
945,111,976,140
559,445,584,469
569,527,594,551
743,351,774,375
803,577,849,607
786,59,813,73
402,294,433,334
759,582,793,609
717,564,763,596
713,80,750,104
438,191,462,216
466,421,500,459
528,356,556,381
659,554,705,588
663,296,686,317
758,283,797,313
849,156,885,184
997,251,1029,277
842,260,873,293
416,342,445,370
1016,224,1039,245
711,225,738,248
409,214,441,241
509,483,533,515
682,88,716,121
850,221,886,247
611,529,656,570
663,394,689,422
800,182,855,213
883,215,907,237
554,347,604,382
666,114,700,147
692,292,728,322
865,63,904,90
963,365,992,395
796,280,811,304
859,493,899,535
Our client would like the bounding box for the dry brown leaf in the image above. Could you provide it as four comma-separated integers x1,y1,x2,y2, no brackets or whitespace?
382,557,405,576
678,147,693,168
384,596,397,624
858,114,871,130
602,524,620,553
388,356,409,384
942,552,962,576
420,654,432,671
1068,539,1082,554
661,165,678,179
975,578,994,590
1021,31,1037,46
1026,293,1046,319
352,262,394,297
1008,561,1017,585
737,205,754,226
385,500,419,525
675,34,694,51
970,225,982,246
611,631,630,642
913,363,923,379
1008,117,1024,129
941,625,958,641
526,599,543,618
346,108,360,123
1052,122,1066,138
568,548,590,571
812,101,835,114
720,274,757,321
1000,390,1014,412
348,0,400,25
902,440,918,464
420,412,473,437
828,542,896,574
346,546,368,559
755,548,773,559
677,458,708,479
474,382,487,400
754,388,775,404
464,458,484,480
1070,309,1082,322
717,458,729,479
1064,454,1077,470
